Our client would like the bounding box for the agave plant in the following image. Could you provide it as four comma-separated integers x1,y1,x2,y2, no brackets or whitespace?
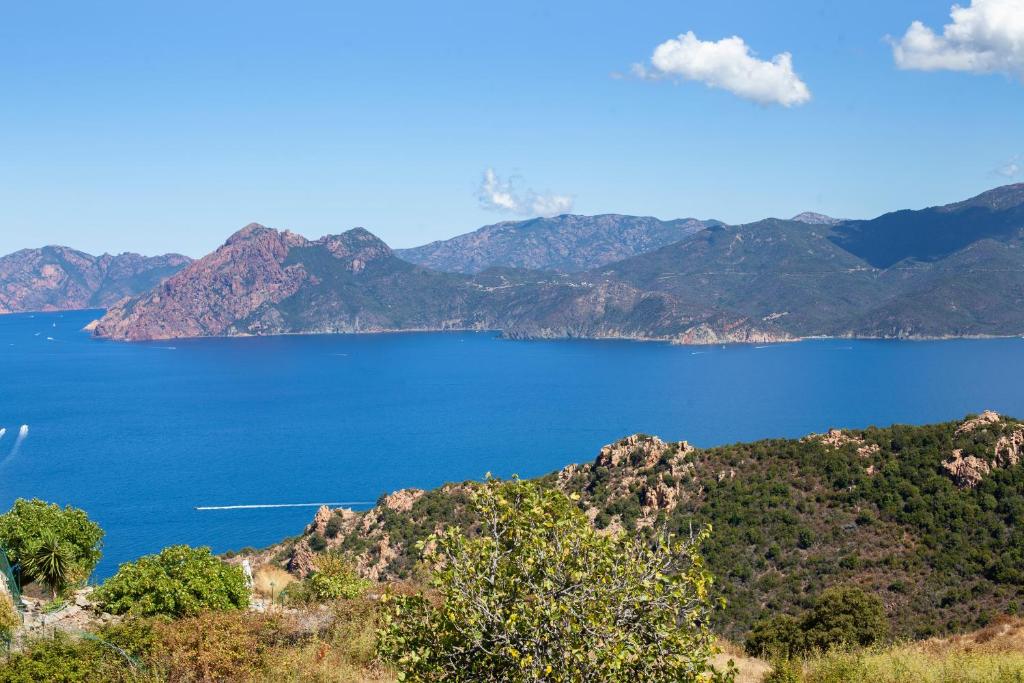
24,531,72,600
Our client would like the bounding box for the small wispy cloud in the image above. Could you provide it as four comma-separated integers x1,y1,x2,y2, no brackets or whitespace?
890,0,1024,78
995,155,1023,178
477,169,574,217
629,31,811,107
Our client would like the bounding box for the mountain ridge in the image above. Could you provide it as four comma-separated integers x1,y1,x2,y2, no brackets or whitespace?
395,213,719,273
83,183,1024,343
0,246,191,314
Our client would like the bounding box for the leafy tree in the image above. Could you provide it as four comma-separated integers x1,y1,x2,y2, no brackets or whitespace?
747,586,889,656
0,499,103,587
799,586,889,652
94,545,248,618
23,530,72,600
378,476,732,682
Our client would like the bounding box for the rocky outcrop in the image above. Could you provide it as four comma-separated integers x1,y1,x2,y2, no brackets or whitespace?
942,412,1024,488
956,410,1003,435
557,434,696,530
380,488,425,513
943,450,993,489
804,429,880,457
0,246,190,314
287,538,318,577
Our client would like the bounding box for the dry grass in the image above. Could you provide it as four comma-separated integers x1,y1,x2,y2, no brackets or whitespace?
252,564,296,599
715,639,771,683
772,617,1024,683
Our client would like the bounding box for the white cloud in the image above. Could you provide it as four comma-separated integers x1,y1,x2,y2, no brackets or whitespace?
995,156,1023,177
633,31,811,107
477,169,574,217
891,0,1024,77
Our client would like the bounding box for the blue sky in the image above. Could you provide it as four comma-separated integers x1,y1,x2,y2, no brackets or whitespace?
1,1,1022,257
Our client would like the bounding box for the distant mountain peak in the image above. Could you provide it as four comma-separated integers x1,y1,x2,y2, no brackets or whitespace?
943,183,1024,212
0,247,191,314
790,212,842,225
317,228,393,269
396,214,717,273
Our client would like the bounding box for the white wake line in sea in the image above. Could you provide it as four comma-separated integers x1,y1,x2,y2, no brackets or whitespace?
195,502,373,511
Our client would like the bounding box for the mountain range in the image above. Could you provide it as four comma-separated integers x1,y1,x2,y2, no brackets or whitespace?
0,247,190,314
5,184,1024,344
394,214,719,273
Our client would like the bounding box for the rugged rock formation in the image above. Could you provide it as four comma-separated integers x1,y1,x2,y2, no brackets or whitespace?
805,428,881,458
0,246,190,314
943,412,1024,488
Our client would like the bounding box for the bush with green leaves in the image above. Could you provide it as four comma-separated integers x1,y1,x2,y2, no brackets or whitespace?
0,631,143,683
378,476,733,683
289,551,369,604
747,586,890,657
0,499,103,588
94,545,248,618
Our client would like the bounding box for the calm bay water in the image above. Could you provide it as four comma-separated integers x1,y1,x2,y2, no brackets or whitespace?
2,309,1024,577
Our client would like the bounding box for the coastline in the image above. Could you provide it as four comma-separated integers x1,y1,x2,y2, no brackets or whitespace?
74,310,1024,347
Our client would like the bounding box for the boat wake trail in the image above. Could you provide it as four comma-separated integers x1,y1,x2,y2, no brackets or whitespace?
0,425,29,467
195,501,373,511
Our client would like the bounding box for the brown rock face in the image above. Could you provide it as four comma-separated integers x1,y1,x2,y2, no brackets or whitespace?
307,505,333,537
287,538,317,577
94,224,310,340
943,449,993,489
380,488,425,512
0,246,190,314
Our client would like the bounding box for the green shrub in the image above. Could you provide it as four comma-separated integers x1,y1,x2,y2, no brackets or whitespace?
0,632,138,682
747,586,889,657
378,476,732,682
325,515,344,539
290,548,370,602
94,545,248,618
763,657,802,683
0,499,103,586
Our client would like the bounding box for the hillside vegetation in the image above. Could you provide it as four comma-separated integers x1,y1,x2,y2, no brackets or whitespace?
262,412,1024,641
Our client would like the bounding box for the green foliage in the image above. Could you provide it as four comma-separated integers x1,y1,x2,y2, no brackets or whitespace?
93,545,248,618
763,658,801,683
378,476,731,683
23,530,73,599
747,587,889,657
0,499,103,586
0,631,146,683
325,514,345,539
288,551,370,604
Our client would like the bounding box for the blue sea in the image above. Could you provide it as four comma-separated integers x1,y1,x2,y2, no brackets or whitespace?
2,309,1024,577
